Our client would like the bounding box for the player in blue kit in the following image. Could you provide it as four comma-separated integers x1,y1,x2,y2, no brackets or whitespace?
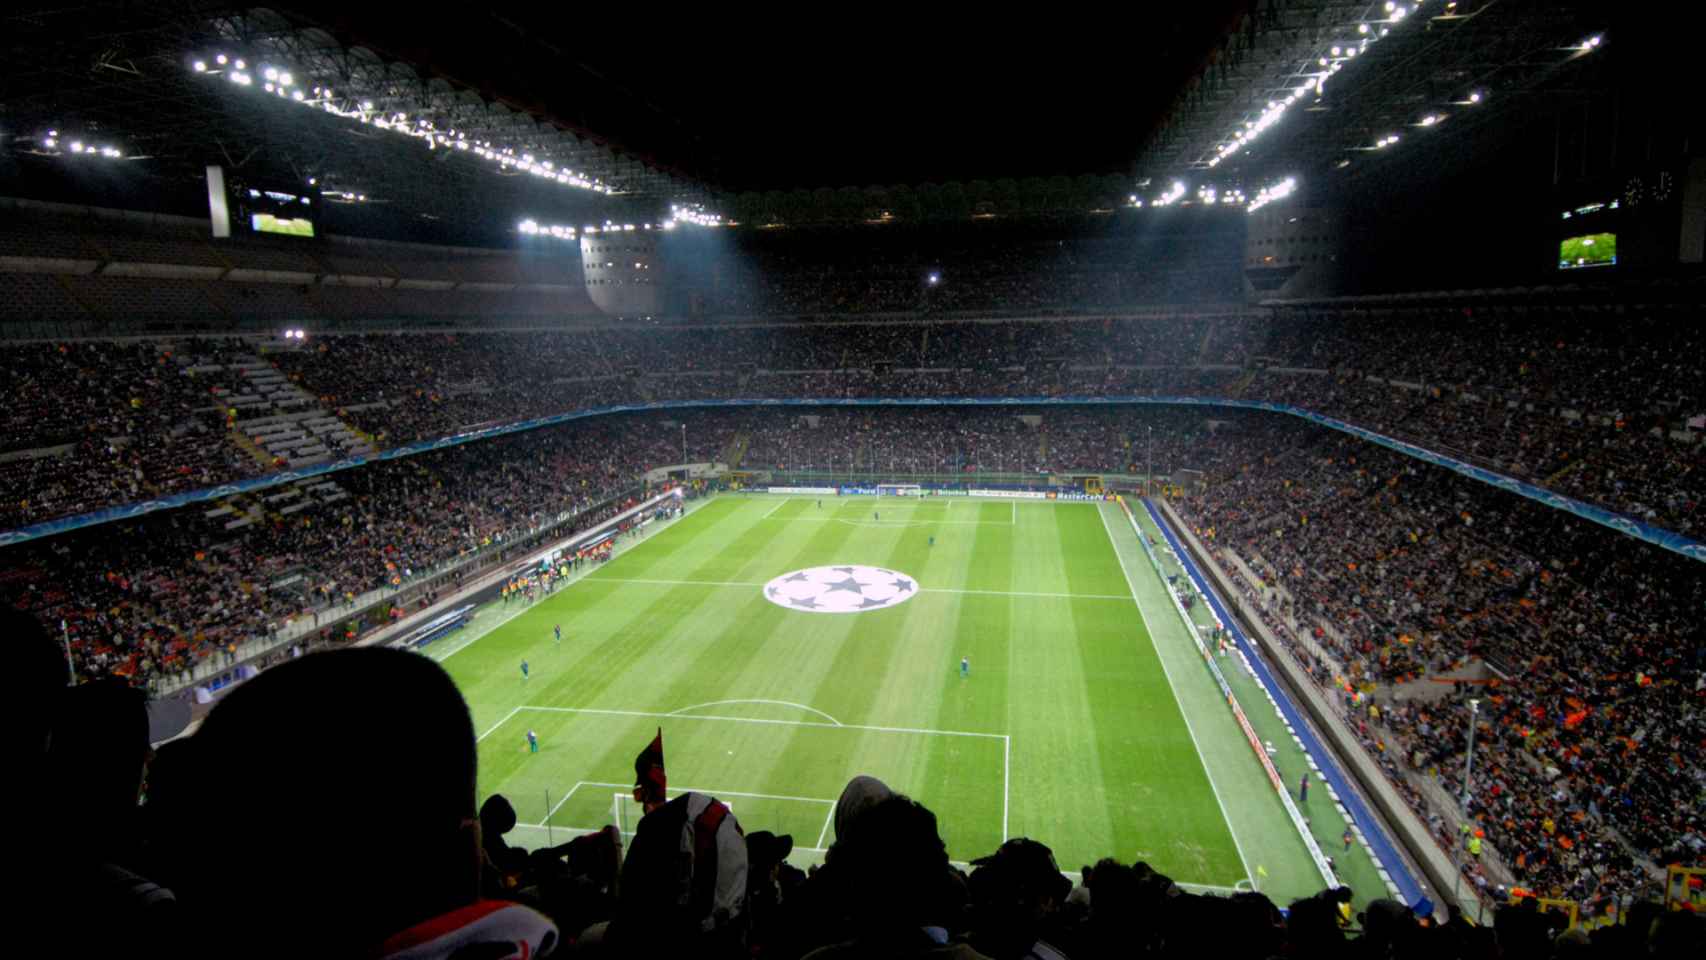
960,656,970,679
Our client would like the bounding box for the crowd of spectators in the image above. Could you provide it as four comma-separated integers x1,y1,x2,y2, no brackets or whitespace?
18,634,1699,959
1,410,740,686
1169,410,1706,913
9,306,1700,538
739,406,1199,478
0,338,269,525
664,219,1244,318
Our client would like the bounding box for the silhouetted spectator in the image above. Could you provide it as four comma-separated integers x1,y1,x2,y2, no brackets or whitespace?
175,648,557,959
803,795,988,960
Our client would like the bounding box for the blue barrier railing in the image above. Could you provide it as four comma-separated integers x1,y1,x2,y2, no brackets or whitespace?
1140,497,1428,908
6,396,1703,563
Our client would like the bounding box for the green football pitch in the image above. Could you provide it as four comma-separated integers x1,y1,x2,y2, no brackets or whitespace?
433,493,1385,904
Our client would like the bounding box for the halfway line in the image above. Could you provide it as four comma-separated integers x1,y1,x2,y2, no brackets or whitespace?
581,575,1129,601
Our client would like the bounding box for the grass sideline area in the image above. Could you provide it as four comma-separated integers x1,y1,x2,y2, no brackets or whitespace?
430,493,1346,901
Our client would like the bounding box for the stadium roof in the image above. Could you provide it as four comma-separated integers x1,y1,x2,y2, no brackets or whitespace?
1140,0,1617,190
2,1,1630,223
2,2,714,222
3,4,1248,204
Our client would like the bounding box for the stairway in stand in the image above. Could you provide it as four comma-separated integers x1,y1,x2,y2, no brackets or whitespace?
721,432,750,470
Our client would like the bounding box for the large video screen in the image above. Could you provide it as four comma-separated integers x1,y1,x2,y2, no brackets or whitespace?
1558,232,1615,269
251,213,316,238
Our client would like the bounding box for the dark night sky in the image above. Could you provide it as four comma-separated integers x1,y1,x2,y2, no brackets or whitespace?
277,5,1247,191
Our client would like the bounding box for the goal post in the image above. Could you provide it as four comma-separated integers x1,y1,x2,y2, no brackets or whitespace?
876,483,923,497
612,790,734,840
612,791,636,841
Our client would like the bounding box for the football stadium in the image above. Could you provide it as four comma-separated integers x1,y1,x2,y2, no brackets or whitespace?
6,4,1704,958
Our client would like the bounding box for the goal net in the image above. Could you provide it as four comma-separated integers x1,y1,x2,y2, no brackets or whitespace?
877,483,923,497
612,791,733,840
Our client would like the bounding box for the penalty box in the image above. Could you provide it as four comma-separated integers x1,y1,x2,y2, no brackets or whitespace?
481,703,1010,859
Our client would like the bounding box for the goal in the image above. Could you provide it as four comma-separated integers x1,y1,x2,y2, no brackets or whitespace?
612,791,733,840
877,483,923,497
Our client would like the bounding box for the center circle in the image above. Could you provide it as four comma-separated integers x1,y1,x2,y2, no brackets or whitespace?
761,564,920,614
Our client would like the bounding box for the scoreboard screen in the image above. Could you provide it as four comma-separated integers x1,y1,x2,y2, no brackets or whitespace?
251,212,316,237
235,183,317,239
1558,232,1616,269
1554,166,1695,271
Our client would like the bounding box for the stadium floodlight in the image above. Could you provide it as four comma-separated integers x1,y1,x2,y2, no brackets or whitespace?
1247,176,1297,213
69,140,83,152
216,54,228,65
1331,46,1341,56
1359,22,1369,33
927,272,940,285
234,59,245,70
193,60,207,72
279,72,292,86
264,67,278,81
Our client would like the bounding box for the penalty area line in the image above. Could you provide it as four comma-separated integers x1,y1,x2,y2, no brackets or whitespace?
516,703,1005,740
475,705,524,744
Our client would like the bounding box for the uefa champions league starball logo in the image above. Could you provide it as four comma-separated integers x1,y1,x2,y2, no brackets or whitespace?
761,564,919,614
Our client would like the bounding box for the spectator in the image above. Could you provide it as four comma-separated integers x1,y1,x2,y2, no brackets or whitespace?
965,838,1074,960
42,678,176,956
174,648,557,959
610,728,749,956
803,795,988,960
